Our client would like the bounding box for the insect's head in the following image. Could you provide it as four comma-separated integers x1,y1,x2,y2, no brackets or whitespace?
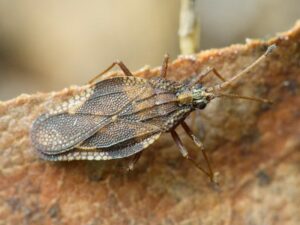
191,83,215,109
176,84,215,109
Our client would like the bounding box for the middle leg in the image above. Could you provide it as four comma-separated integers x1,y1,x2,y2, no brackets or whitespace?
160,54,169,78
181,121,213,179
89,60,133,84
127,151,143,172
170,129,214,182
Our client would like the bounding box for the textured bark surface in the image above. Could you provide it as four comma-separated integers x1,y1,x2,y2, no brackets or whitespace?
0,22,300,225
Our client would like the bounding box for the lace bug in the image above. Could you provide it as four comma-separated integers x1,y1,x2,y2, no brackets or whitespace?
31,45,276,182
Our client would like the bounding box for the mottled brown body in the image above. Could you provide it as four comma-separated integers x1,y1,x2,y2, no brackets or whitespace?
31,45,275,181
31,75,202,161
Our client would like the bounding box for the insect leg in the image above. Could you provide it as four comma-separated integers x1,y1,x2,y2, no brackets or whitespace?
170,130,214,182
211,68,227,82
181,121,203,147
160,54,169,78
127,152,143,171
186,67,213,86
187,67,231,87
181,121,214,178
89,60,133,84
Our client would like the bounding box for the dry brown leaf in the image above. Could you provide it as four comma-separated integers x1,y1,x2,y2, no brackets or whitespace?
1,22,300,225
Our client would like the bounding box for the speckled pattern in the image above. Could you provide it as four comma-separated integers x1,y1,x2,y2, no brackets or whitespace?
31,73,201,162
1,22,300,225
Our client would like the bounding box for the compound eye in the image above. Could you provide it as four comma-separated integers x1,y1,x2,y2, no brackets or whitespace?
194,83,203,89
196,101,207,109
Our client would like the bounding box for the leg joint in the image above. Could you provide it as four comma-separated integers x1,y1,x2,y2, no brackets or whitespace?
114,60,122,64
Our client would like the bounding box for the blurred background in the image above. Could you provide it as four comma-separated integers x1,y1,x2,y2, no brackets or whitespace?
0,0,299,100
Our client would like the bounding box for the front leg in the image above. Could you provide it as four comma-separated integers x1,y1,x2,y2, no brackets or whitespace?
185,67,232,88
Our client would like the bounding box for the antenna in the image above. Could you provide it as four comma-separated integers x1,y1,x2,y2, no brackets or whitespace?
206,44,276,92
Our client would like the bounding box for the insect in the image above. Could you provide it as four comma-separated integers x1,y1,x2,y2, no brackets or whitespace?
31,44,276,182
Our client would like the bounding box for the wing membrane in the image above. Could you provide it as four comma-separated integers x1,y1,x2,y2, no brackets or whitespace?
76,119,162,159
31,113,112,154
78,77,154,115
31,77,155,154
31,76,182,160
79,119,161,148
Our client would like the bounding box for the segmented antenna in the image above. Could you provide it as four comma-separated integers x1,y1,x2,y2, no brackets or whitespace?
206,44,277,92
